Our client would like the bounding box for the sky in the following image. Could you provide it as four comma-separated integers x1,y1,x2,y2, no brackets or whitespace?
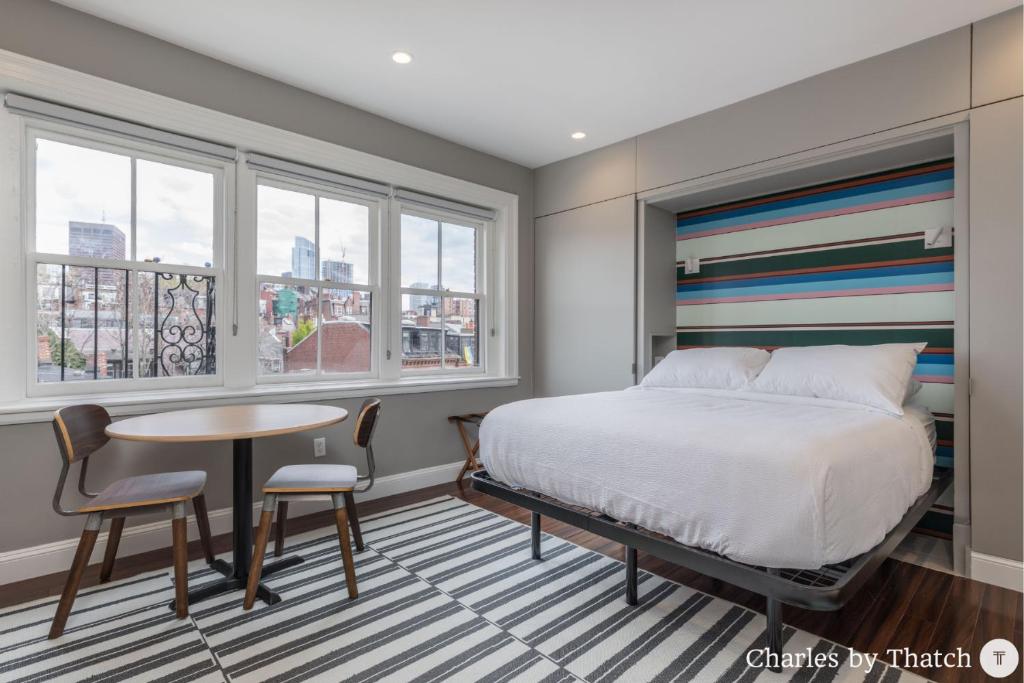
36,138,214,267
401,214,476,293
256,184,370,283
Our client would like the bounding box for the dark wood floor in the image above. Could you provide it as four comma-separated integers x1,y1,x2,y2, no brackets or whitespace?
3,481,1020,682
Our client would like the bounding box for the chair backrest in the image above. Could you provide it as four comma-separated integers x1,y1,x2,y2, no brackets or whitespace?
52,405,111,464
352,398,382,448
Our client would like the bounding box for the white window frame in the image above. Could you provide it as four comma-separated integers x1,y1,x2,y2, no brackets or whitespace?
390,203,490,379
253,172,383,384
23,121,233,398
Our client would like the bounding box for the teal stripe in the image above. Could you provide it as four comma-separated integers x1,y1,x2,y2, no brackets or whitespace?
676,327,953,348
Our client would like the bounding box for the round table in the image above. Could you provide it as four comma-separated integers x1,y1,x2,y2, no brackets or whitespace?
106,403,348,609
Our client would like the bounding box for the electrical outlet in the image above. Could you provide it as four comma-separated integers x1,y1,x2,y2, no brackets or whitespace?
684,257,701,274
313,437,327,458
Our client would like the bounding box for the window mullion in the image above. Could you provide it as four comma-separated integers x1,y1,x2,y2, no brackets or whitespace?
437,220,445,370
130,157,137,261
129,157,139,379
314,196,322,376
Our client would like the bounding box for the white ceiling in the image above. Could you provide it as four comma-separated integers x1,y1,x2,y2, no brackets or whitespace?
57,0,1019,168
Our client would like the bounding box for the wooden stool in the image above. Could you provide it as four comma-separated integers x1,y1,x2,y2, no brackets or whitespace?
48,405,215,638
449,412,489,483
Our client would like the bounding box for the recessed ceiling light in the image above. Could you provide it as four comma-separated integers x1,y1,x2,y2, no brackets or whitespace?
571,131,587,140
392,51,413,65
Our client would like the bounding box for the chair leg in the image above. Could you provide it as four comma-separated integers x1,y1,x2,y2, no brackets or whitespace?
99,516,125,583
170,503,190,619
274,501,288,557
342,491,364,552
244,495,277,610
331,493,358,600
192,494,215,564
49,514,101,639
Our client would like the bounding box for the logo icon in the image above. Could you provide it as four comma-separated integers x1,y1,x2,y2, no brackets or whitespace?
980,639,1019,678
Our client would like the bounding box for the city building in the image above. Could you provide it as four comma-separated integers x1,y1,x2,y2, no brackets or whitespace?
68,221,126,260
406,282,437,315
290,235,315,279
321,259,353,284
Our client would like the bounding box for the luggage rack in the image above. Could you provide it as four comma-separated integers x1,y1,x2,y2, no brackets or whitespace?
471,468,951,670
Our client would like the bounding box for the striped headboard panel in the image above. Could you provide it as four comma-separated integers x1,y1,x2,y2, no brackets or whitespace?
676,159,955,475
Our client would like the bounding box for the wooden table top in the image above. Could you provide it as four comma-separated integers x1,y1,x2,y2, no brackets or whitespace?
105,404,348,443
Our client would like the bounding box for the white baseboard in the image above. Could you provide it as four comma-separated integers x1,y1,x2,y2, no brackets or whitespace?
0,460,464,586
970,549,1024,592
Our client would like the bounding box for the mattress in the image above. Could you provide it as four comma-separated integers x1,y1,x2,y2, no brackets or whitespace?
479,387,935,569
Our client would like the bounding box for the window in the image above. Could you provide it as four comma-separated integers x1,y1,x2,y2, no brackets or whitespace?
29,129,225,391
7,87,516,415
399,210,483,373
255,179,378,380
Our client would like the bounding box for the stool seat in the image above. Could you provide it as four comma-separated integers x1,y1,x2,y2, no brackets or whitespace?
264,464,358,492
78,471,207,513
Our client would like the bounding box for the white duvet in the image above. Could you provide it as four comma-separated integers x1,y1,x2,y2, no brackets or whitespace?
479,387,934,569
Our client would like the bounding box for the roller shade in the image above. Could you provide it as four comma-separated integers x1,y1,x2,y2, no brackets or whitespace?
394,188,497,221
246,153,390,198
4,93,236,161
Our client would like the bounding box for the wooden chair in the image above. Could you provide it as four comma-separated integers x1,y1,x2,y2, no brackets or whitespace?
48,405,215,639
244,398,381,609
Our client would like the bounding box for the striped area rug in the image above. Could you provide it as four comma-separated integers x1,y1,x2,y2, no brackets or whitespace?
0,496,923,682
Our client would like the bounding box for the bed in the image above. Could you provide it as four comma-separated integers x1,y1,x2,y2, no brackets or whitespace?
472,384,949,671
479,386,935,569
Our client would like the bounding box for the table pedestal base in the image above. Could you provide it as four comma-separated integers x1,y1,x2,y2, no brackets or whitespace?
169,555,304,610
169,436,307,611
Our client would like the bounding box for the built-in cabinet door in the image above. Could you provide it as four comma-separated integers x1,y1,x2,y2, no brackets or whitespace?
534,195,636,397
968,97,1023,563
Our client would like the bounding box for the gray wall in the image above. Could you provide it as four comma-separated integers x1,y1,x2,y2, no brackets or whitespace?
0,1,534,551
535,196,636,396
968,96,1023,561
637,204,677,376
534,8,1023,562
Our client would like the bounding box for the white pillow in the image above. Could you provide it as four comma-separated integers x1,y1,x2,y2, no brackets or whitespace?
749,343,926,415
641,347,770,390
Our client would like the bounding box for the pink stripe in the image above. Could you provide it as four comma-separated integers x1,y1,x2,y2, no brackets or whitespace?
676,283,953,305
914,375,954,384
676,192,954,241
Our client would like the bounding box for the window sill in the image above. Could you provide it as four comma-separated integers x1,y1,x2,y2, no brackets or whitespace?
0,375,520,425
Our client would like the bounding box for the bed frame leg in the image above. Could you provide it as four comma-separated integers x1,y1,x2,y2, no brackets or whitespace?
765,569,783,673
531,512,541,559
625,546,638,606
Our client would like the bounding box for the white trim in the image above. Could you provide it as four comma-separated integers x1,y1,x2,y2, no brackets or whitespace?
246,152,389,198
970,549,1024,592
0,459,465,586
4,92,236,160
393,188,496,221
0,47,519,409
0,375,519,425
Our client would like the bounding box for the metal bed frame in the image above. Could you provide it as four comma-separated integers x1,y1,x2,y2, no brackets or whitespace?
471,468,952,672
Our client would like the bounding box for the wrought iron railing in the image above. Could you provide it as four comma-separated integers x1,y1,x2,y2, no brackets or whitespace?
39,264,216,381
153,272,216,377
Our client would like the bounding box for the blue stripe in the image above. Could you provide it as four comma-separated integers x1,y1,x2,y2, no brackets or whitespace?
677,261,953,293
677,168,953,229
676,177,953,236
936,446,953,469
915,360,954,377
676,271,952,301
